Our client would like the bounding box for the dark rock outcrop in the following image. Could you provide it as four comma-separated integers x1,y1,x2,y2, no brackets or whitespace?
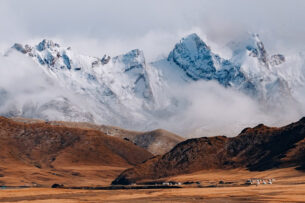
113,117,305,185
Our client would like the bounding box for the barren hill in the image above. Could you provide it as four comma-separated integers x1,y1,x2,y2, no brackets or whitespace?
0,116,153,186
113,117,305,184
12,117,184,155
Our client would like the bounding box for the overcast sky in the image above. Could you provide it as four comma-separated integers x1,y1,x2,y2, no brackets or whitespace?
1,0,305,59
1,0,305,135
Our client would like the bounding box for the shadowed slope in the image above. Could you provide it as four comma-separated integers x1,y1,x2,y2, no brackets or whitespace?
113,129,184,155
113,117,305,184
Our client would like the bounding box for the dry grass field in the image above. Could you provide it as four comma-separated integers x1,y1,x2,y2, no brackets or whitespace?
2,117,305,202
0,167,304,202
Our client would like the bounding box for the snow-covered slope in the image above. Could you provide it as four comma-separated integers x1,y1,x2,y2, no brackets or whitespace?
168,33,246,86
167,33,296,105
2,39,162,129
10,40,154,103
2,33,305,136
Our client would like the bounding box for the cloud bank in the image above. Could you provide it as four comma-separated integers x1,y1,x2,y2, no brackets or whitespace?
1,0,305,137
1,0,305,59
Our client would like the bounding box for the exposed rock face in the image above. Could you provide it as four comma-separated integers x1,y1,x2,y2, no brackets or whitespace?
270,54,285,66
246,34,285,68
112,49,153,100
168,33,290,101
100,54,111,65
168,33,247,88
112,117,305,185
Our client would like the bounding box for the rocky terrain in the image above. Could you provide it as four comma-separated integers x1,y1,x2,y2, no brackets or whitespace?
1,115,305,203
113,117,305,184
168,33,289,102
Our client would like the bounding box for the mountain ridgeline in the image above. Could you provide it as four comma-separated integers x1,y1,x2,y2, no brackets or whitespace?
112,117,305,185
1,33,301,134
0,116,153,168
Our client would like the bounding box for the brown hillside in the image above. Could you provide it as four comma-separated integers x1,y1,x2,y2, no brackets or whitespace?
0,116,153,186
113,117,305,184
12,117,184,155
113,129,184,155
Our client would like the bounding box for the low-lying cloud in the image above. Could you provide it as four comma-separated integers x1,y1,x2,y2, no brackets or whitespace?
154,79,305,137
1,0,305,137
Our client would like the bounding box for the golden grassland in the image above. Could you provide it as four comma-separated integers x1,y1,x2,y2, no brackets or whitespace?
0,167,305,202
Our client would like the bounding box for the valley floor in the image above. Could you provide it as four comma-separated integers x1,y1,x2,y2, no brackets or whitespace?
0,184,305,202
0,167,305,202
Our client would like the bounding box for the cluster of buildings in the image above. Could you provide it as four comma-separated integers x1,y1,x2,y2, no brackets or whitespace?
246,178,275,185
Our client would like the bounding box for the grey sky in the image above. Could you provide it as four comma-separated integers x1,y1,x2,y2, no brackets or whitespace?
1,0,305,135
1,0,305,59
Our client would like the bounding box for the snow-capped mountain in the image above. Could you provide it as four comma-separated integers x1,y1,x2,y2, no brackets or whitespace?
1,33,305,136
10,39,153,103
2,39,162,129
167,33,291,103
168,33,246,86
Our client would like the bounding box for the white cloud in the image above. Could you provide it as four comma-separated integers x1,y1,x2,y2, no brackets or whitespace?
1,0,305,137
154,79,305,137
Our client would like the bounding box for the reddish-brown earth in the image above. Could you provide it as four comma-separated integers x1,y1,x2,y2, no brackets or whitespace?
1,116,305,202
113,117,305,184
12,117,184,155
0,116,153,186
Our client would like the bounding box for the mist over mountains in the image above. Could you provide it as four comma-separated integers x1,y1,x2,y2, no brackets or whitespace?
1,0,305,137
1,33,305,137
1,2,305,202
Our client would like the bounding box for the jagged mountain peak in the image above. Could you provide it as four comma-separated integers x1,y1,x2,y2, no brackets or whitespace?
11,39,75,70
10,40,148,72
36,39,60,51
169,33,211,61
1,33,304,135
247,33,269,67
12,39,61,55
180,33,205,44
113,49,145,69
167,33,295,104
110,48,153,100
4,39,157,128
183,32,200,40
231,33,285,69
179,33,210,55
168,33,247,89
168,33,216,81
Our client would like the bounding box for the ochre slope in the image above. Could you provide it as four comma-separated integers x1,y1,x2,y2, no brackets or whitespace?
113,117,305,184
12,117,184,155
0,116,153,186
